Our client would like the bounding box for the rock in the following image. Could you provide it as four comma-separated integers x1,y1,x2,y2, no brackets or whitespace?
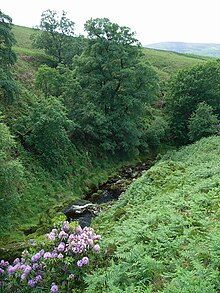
62,200,100,227
62,200,97,217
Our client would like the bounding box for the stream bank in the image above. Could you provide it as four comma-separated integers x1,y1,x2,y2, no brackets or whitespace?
0,158,155,261
62,160,155,227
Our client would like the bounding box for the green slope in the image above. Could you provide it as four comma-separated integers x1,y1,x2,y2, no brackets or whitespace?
88,136,220,292
146,41,220,58
12,25,207,78
2,24,214,249
142,47,207,77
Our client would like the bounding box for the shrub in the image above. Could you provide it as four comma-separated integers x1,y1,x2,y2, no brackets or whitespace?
0,221,101,292
188,102,219,142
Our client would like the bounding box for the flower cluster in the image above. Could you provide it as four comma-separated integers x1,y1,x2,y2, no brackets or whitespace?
0,221,101,292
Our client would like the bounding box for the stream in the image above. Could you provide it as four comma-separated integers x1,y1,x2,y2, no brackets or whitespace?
0,159,155,261
62,160,154,228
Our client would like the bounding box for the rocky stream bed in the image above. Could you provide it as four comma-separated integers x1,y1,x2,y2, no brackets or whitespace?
0,159,154,261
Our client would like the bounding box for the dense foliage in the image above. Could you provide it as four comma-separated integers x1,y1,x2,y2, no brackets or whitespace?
188,102,219,141
0,121,24,234
32,10,84,66
14,96,73,169
0,10,18,105
86,136,220,292
166,61,220,144
0,221,101,292
62,18,159,153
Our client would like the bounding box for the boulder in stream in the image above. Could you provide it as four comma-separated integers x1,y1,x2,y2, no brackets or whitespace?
62,200,99,228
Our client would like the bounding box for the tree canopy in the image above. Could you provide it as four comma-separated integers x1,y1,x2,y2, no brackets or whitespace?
65,18,158,153
0,120,24,234
165,61,220,145
0,10,18,105
188,102,219,142
32,10,84,66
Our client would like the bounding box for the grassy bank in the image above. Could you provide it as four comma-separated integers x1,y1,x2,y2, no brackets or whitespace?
86,136,220,292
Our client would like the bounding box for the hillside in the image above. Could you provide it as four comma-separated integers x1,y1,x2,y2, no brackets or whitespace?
0,25,213,244
88,136,220,292
1,21,220,292
12,25,207,78
145,41,220,58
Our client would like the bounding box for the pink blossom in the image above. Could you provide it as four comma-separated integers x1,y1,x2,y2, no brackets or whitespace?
28,279,35,287
44,252,52,259
57,242,65,252
57,253,63,259
51,283,58,292
93,244,101,252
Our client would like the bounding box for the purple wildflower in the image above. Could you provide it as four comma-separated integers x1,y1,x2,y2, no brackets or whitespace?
13,258,20,265
35,275,42,283
77,256,89,267
13,263,21,271
51,283,58,292
87,239,94,246
32,263,39,270
23,265,32,274
7,265,15,275
58,230,68,239
77,260,83,267
62,221,69,232
93,244,101,252
47,232,56,241
69,273,74,279
39,249,45,257
21,273,27,281
82,257,89,265
57,242,65,252
28,279,35,287
31,252,41,263
0,268,4,274
44,252,52,259
93,235,101,240
51,252,58,258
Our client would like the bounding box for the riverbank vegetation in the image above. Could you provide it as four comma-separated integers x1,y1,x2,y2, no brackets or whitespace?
88,136,220,292
0,9,220,292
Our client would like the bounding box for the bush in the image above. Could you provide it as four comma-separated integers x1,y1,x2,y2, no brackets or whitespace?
0,221,101,292
0,121,24,234
14,96,73,169
188,102,219,142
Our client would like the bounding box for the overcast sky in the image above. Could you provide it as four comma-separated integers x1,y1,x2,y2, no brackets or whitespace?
1,0,220,45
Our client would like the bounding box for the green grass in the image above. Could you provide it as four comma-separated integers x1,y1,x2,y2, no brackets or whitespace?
142,48,208,76
86,136,220,292
12,25,38,50
12,24,209,80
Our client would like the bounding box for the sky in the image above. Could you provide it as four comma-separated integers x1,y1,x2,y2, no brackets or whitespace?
1,0,220,45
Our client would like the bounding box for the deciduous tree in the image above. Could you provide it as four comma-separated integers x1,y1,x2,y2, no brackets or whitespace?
68,18,158,153
188,102,219,142
0,10,18,105
166,61,220,145
33,10,83,66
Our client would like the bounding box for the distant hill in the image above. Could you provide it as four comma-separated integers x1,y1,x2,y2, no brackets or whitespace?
145,42,220,58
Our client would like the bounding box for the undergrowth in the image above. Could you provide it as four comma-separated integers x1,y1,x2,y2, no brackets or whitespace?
86,136,220,292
